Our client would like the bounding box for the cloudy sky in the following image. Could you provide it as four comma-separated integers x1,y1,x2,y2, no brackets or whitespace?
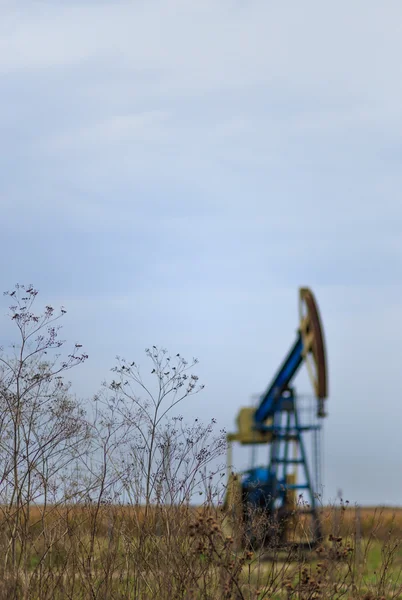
2,0,402,505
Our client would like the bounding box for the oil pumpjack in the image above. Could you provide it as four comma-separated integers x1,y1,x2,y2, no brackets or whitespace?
226,288,328,548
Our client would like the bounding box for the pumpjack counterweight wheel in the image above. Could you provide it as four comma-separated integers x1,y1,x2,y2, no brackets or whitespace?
299,288,328,416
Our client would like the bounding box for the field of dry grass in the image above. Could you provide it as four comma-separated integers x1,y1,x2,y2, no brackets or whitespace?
18,502,402,542
319,505,402,538
1,502,402,599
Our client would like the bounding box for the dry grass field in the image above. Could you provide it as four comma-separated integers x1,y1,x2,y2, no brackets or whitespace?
1,501,402,599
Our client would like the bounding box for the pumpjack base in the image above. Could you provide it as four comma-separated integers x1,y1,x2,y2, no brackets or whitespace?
241,507,323,551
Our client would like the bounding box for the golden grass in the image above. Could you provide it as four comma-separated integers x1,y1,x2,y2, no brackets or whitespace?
8,502,402,543
1,503,402,598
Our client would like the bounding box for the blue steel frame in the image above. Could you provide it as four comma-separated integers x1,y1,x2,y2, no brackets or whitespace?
241,329,323,546
254,334,303,423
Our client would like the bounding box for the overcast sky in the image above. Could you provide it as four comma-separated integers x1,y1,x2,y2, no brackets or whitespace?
2,1,402,505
